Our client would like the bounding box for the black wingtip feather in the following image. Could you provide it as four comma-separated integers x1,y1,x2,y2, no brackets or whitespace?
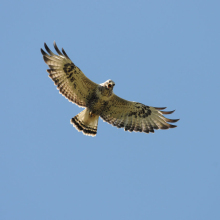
41,48,47,55
62,48,70,59
169,124,177,128
161,110,175,114
53,41,63,55
166,118,180,123
44,43,54,56
155,107,167,110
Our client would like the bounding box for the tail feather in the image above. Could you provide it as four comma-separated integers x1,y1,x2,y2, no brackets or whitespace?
70,109,99,137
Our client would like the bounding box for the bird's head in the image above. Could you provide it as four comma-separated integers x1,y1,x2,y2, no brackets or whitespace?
102,79,115,90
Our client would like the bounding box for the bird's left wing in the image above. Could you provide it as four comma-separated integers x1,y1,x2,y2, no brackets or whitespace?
100,94,179,133
41,42,98,107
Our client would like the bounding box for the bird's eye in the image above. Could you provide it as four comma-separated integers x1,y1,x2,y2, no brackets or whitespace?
108,84,112,88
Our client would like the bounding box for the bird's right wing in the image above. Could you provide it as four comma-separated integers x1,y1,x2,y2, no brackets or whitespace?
100,94,179,133
41,42,98,107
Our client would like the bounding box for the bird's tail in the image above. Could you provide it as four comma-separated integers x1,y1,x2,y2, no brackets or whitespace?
70,108,99,137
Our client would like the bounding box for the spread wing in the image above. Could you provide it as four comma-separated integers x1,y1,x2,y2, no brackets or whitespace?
41,42,98,107
100,94,179,133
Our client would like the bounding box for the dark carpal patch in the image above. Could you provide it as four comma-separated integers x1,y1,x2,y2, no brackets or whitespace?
128,111,138,118
63,63,75,74
128,105,151,118
63,64,78,85
66,72,73,79
70,77,75,82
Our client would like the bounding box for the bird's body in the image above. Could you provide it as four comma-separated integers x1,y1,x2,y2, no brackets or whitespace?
87,81,114,115
41,42,179,136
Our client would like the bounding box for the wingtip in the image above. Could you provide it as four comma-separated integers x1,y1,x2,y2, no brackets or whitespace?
62,47,70,59
161,110,175,114
44,42,47,48
166,118,180,123
53,41,63,55
40,48,47,55
155,107,167,110
169,124,177,128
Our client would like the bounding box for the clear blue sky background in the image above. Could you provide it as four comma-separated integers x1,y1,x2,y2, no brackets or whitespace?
1,1,220,219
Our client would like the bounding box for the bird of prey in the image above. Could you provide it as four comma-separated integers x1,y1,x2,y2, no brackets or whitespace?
41,42,179,137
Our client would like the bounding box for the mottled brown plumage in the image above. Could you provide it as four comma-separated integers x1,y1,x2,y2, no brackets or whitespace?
41,42,179,136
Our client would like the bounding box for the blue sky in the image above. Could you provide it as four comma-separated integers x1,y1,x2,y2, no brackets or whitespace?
1,0,220,219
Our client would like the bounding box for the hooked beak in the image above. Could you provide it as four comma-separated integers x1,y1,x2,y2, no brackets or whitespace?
108,83,115,88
